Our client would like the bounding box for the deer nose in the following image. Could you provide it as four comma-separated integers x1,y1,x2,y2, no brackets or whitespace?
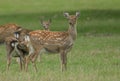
69,22,75,25
69,22,72,25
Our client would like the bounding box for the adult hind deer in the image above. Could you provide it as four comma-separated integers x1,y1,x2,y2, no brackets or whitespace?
0,23,29,71
5,36,29,71
16,12,80,72
5,29,31,71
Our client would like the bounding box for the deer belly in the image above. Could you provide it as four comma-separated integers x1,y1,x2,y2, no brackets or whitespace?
42,46,60,54
45,48,59,53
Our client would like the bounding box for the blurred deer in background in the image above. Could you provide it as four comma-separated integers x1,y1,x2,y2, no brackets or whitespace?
37,19,52,62
40,19,51,31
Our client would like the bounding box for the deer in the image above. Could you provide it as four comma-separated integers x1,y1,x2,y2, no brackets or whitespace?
5,28,31,71
40,19,51,31
5,36,28,71
0,23,27,70
0,23,22,44
37,19,52,62
15,12,80,72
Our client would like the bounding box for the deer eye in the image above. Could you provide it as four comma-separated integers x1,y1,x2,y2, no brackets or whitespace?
69,22,72,25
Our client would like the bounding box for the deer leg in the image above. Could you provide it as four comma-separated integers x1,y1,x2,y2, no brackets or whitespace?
14,49,25,71
64,53,67,71
22,57,26,71
18,53,25,71
31,61,37,72
25,53,38,72
21,56,26,71
7,55,12,70
25,55,31,72
6,45,14,71
60,50,67,72
31,51,39,72
17,57,23,71
37,53,41,62
25,51,36,72
15,47,25,65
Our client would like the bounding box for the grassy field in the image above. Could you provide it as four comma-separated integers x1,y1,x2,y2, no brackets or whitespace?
0,0,120,81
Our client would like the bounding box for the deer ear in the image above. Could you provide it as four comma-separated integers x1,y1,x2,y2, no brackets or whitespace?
76,12,80,17
17,27,22,31
64,12,69,18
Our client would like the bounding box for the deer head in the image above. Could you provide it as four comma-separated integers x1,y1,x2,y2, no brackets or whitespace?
64,12,80,26
14,29,31,42
40,19,51,30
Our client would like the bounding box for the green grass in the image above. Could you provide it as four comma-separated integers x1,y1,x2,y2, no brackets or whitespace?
0,0,120,81
0,36,120,81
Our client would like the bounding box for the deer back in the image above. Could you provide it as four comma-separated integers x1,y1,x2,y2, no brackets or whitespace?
0,24,22,43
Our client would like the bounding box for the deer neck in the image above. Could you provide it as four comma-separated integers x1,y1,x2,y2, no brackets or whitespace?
68,24,77,41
